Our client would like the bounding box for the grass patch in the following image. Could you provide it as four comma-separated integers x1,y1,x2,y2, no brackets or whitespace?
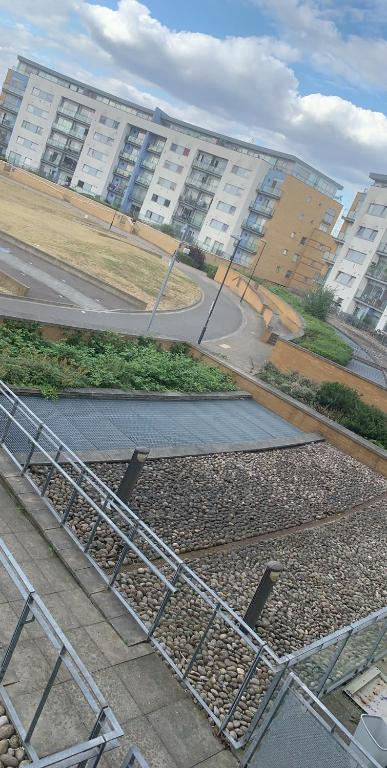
261,283,352,365
0,176,200,310
259,363,387,449
0,320,235,397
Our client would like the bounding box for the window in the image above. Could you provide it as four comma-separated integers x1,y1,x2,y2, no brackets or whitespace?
290,231,296,238
82,163,102,177
285,270,293,279
145,210,164,224
87,147,107,161
292,254,299,263
282,249,288,255
99,116,119,129
77,180,96,193
356,226,377,241
163,160,183,174
345,248,366,264
306,195,312,203
27,104,49,119
21,120,42,135
31,87,53,102
319,222,329,232
170,142,190,156
300,236,307,245
323,207,336,225
157,177,177,191
216,201,236,215
210,218,228,232
224,182,243,196
336,271,355,286
231,164,250,178
203,237,212,248
368,203,387,217
93,131,114,146
151,193,170,207
16,136,38,150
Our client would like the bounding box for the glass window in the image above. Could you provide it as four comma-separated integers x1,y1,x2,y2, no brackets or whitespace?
157,177,177,191
151,193,170,207
99,115,120,129
31,87,53,102
368,203,387,217
145,210,164,224
210,218,228,232
231,164,250,177
216,201,236,215
27,104,49,119
16,136,38,150
82,163,102,177
21,120,42,135
87,147,107,162
319,222,329,232
336,271,355,286
345,248,366,264
292,254,299,262
164,160,183,173
224,182,243,196
170,142,190,156
93,131,114,146
356,226,377,241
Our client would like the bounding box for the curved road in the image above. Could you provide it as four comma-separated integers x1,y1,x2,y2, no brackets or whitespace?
0,262,243,343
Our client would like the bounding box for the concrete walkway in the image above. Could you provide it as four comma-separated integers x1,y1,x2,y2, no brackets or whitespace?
0,456,237,768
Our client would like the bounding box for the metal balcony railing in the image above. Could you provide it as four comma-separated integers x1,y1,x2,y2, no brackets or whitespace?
146,142,165,153
248,202,274,217
126,134,144,146
242,218,265,235
140,157,157,171
185,177,218,193
191,159,226,177
257,184,282,199
120,151,137,163
376,242,387,255
52,122,88,140
355,291,386,310
56,106,92,124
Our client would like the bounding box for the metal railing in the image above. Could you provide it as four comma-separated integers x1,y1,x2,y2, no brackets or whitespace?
242,673,381,768
0,381,280,750
122,747,150,767
0,538,123,768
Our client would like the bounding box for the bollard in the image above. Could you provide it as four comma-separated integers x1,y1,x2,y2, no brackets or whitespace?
116,447,149,502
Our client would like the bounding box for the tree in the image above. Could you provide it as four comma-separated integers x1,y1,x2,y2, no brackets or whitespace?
303,285,336,320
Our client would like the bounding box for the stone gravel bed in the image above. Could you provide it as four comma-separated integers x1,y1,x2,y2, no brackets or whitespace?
30,443,387,567
0,705,29,767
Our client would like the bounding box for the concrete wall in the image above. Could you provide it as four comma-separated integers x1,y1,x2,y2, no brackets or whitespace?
2,316,384,475
271,338,387,412
214,264,303,336
0,270,29,296
0,161,179,255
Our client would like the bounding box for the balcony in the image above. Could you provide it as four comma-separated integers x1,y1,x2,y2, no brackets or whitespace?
191,159,225,177
57,107,92,125
120,151,136,163
242,218,265,235
248,201,274,217
107,183,125,195
1,102,20,115
52,122,88,140
140,157,157,171
376,242,387,256
135,174,151,187
239,240,259,254
323,252,336,264
334,231,345,243
130,194,146,205
114,167,132,178
354,291,386,311
366,262,387,284
179,196,210,211
2,83,25,97
343,211,355,223
257,184,282,199
0,117,15,129
173,213,203,229
147,142,165,154
185,177,218,194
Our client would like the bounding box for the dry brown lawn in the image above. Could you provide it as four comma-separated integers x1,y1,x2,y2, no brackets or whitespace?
0,176,201,309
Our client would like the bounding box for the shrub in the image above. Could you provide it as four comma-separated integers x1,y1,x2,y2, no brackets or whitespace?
317,382,359,414
303,285,336,320
259,363,319,406
203,263,217,279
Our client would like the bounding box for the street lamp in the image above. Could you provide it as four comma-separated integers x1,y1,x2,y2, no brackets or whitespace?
243,560,283,631
197,235,241,344
240,239,267,304
145,225,189,335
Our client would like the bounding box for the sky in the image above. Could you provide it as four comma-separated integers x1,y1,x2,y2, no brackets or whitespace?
1,0,387,208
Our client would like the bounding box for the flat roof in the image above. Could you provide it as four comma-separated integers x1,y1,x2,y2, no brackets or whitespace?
17,55,342,190
370,172,387,184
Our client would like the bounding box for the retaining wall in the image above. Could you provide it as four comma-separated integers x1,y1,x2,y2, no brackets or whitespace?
271,339,387,412
0,269,29,297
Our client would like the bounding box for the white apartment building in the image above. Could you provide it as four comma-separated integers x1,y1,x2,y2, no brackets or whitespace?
0,56,342,266
326,173,387,331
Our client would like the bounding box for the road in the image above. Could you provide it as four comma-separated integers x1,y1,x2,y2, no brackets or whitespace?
0,242,243,343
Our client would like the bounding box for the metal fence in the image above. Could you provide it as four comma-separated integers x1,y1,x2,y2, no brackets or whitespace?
122,747,150,767
242,673,381,768
0,538,123,768
0,381,281,749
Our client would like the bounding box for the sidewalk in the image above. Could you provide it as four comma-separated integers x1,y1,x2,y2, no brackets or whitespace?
0,460,238,768
203,299,272,376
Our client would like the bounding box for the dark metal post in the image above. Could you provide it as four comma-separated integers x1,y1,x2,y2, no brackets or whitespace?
198,236,240,344
240,239,267,303
243,560,283,630
117,447,149,502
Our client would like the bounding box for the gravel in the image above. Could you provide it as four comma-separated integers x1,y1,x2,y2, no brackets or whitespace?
0,707,28,767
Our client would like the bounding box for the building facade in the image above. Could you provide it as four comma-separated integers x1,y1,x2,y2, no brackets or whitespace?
0,56,342,283
325,174,387,331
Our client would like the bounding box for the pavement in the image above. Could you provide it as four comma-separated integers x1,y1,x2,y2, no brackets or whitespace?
0,465,238,768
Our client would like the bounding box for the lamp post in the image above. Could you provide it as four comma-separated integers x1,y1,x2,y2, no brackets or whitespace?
197,235,241,344
145,225,189,335
243,560,283,631
240,239,267,304
116,447,150,502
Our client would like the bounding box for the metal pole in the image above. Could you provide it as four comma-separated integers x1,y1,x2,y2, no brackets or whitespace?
243,560,283,631
116,447,150,502
197,237,240,344
240,239,267,303
145,226,188,335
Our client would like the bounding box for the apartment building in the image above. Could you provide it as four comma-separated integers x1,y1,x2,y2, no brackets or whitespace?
0,56,342,285
325,174,387,331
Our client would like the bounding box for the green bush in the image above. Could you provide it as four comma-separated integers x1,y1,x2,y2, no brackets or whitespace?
0,321,235,397
203,263,217,279
317,382,359,413
177,247,216,278
303,285,336,320
259,363,319,407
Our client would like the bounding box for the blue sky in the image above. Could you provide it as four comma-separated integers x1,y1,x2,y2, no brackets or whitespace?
1,0,387,206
